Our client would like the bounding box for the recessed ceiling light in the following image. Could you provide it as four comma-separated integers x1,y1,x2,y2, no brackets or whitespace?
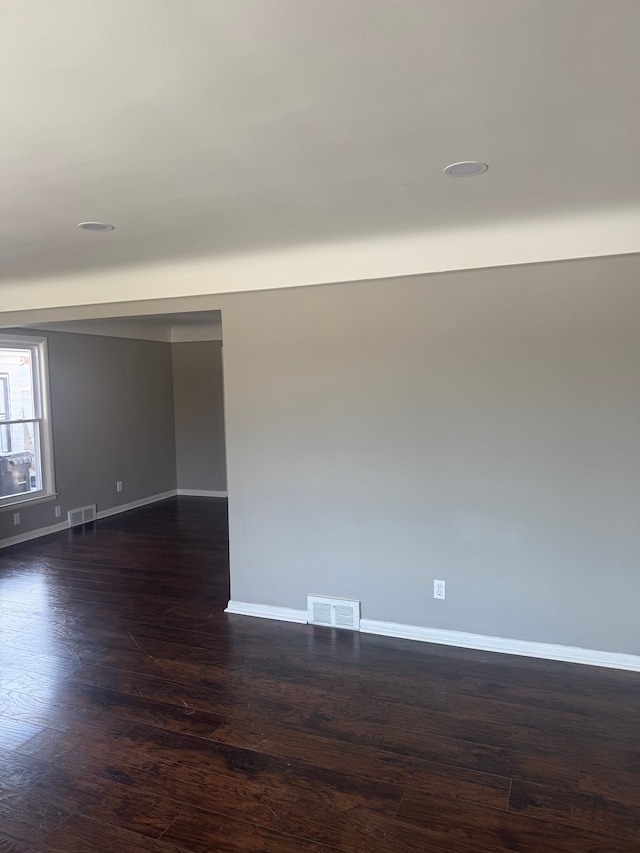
443,161,489,177
77,222,115,231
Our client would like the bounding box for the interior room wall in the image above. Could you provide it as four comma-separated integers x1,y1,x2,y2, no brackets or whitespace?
0,330,176,540
220,254,640,656
172,340,227,493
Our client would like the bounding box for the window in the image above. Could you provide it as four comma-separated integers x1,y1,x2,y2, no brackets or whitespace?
0,335,56,508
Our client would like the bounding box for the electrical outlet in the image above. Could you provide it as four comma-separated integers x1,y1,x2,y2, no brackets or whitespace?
54,505,62,518
116,481,123,493
434,579,446,600
13,512,20,526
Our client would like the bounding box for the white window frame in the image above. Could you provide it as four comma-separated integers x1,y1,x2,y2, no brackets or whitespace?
0,334,57,510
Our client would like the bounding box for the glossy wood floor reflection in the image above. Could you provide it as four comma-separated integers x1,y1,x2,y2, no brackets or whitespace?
1,498,639,852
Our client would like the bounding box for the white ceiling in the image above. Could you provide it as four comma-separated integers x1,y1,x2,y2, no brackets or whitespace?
1,1,640,316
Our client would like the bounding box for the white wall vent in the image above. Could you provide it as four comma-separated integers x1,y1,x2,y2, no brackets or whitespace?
307,595,360,631
68,505,97,527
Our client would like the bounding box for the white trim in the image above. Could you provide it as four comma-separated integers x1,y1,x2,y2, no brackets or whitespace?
225,600,308,624
35,336,57,501
0,490,179,549
96,490,178,519
176,489,227,498
0,519,69,549
360,620,640,673
221,602,640,672
0,333,57,510
0,492,58,513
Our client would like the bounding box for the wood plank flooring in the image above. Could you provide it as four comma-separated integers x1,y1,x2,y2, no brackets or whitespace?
0,496,638,851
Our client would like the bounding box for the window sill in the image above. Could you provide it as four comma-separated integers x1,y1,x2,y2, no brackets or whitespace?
0,492,59,513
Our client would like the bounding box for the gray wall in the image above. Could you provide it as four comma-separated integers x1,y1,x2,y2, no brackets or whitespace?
172,340,227,492
0,330,176,539
221,254,640,656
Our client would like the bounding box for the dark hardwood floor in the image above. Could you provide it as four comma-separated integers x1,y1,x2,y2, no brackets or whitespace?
0,497,639,851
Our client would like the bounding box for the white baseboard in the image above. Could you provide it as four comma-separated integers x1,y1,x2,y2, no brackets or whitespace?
0,490,179,549
360,619,640,673
223,601,640,672
0,520,70,550
96,489,178,519
225,600,308,624
177,489,228,498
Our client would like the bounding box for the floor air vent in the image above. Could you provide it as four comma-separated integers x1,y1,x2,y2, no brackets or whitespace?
68,505,97,527
307,595,360,631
